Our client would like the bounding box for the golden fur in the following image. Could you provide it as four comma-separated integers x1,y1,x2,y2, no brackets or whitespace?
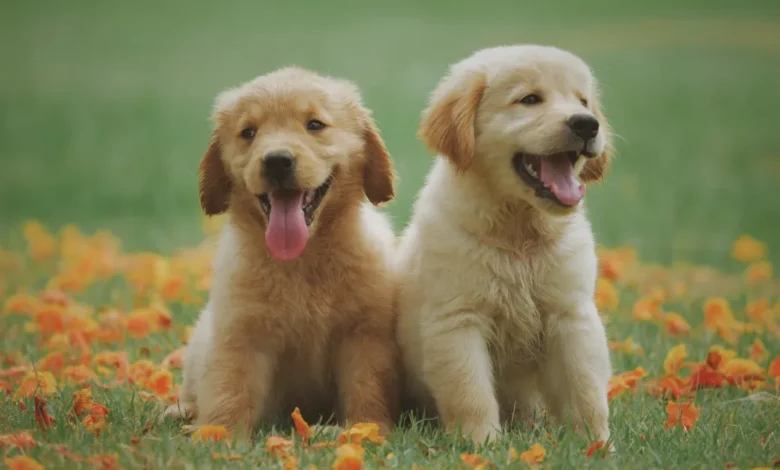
396,45,614,443
165,67,400,436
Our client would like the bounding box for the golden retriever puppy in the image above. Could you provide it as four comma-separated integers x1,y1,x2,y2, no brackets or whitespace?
396,45,613,443
165,67,399,436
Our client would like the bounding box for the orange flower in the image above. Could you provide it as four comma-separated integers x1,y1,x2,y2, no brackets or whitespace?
93,351,129,382
128,360,156,385
632,297,663,321
265,436,294,456
0,431,36,449
744,261,772,283
333,443,366,470
586,440,611,458
746,299,771,323
663,344,688,376
4,455,45,470
663,313,691,335
192,425,229,443
34,306,66,335
706,346,737,370
82,402,110,436
594,278,619,312
3,293,42,315
769,357,780,379
145,369,174,397
650,376,687,400
291,407,312,442
14,371,57,399
770,357,780,390
608,337,644,356
37,351,66,373
750,339,768,362
73,388,93,416
703,297,735,331
62,365,96,385
608,367,648,400
34,396,55,430
731,235,767,262
282,455,299,470
687,364,725,390
460,453,492,467
85,453,120,470
664,402,699,430
126,305,173,338
599,246,637,281
519,443,546,463
720,359,764,385
338,422,384,445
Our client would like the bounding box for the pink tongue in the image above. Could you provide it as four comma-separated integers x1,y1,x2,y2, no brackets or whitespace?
540,154,585,206
265,191,309,261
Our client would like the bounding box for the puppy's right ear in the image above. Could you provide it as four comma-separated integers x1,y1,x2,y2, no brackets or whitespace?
198,133,232,216
418,70,486,172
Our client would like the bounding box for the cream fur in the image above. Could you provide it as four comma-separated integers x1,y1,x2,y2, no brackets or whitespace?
397,45,613,444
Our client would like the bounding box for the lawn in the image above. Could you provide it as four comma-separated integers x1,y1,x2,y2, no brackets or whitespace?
1,0,780,468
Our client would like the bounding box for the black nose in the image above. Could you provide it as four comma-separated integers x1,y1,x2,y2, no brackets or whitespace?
263,150,295,183
567,114,600,141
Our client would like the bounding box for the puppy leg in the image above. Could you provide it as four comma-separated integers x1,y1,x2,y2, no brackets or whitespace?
422,323,500,443
164,358,198,421
196,341,276,437
540,304,611,441
336,333,399,435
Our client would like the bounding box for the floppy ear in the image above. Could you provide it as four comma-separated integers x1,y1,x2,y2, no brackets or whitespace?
361,112,395,205
418,70,487,172
580,100,613,183
198,133,232,215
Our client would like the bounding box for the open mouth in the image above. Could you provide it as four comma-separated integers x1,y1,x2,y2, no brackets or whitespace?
512,151,585,207
258,176,333,226
257,175,333,261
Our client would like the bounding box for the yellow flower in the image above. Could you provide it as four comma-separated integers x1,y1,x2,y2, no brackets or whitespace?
744,261,772,283
731,235,767,262
663,344,688,376
594,278,619,312
14,371,58,399
519,443,546,463
22,220,57,261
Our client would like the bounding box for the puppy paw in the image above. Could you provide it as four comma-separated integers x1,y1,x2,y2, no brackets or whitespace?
455,421,501,445
164,402,197,422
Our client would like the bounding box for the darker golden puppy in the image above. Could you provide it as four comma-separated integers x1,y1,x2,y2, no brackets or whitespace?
166,67,399,436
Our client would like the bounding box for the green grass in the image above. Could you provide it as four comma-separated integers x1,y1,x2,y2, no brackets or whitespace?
1,0,780,468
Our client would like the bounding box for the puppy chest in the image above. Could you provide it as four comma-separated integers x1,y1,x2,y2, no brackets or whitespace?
478,270,547,362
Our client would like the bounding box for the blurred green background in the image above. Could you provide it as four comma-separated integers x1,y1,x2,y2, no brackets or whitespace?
2,0,779,265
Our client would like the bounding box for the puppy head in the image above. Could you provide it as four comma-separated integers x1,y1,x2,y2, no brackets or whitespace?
199,67,394,260
419,45,612,215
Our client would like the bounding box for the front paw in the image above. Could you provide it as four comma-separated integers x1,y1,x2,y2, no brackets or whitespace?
451,420,501,445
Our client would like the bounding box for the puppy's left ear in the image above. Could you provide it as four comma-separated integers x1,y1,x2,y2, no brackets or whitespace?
580,101,613,183
361,110,395,205
418,70,487,172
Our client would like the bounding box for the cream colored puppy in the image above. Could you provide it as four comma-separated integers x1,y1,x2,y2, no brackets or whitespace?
397,45,613,444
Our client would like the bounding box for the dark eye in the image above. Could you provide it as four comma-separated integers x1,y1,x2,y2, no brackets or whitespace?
580,98,589,107
240,127,256,140
306,119,326,131
517,94,543,105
